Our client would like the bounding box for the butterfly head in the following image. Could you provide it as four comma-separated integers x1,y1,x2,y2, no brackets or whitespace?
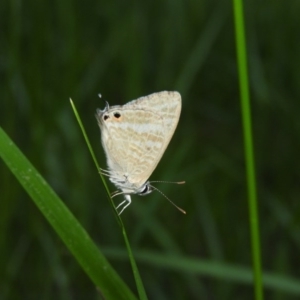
136,181,153,196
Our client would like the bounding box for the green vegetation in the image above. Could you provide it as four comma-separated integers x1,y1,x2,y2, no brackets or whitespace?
1,0,300,299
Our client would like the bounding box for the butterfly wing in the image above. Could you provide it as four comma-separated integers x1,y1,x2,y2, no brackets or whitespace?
98,91,181,190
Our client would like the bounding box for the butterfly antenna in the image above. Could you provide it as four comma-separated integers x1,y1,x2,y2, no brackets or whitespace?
150,180,185,184
97,93,110,109
149,184,186,214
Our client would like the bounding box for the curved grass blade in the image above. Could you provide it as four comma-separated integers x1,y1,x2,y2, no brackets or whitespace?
0,127,137,300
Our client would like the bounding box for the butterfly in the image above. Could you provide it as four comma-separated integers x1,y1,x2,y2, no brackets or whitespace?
96,91,184,214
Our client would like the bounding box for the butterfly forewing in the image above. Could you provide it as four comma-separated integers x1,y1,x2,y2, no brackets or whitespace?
125,91,181,139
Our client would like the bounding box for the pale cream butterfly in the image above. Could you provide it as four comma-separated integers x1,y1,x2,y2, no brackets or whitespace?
96,91,185,215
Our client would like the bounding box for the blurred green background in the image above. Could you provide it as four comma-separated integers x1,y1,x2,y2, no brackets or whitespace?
1,0,300,299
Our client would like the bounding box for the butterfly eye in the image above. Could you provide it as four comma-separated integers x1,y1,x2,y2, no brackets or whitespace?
103,115,109,121
140,184,152,195
114,112,121,119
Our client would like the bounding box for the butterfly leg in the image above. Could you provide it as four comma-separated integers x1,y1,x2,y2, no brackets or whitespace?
116,194,132,215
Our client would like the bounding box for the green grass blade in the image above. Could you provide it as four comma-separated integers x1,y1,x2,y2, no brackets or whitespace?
104,249,300,296
0,127,137,300
69,99,112,201
232,1,263,299
70,100,148,300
